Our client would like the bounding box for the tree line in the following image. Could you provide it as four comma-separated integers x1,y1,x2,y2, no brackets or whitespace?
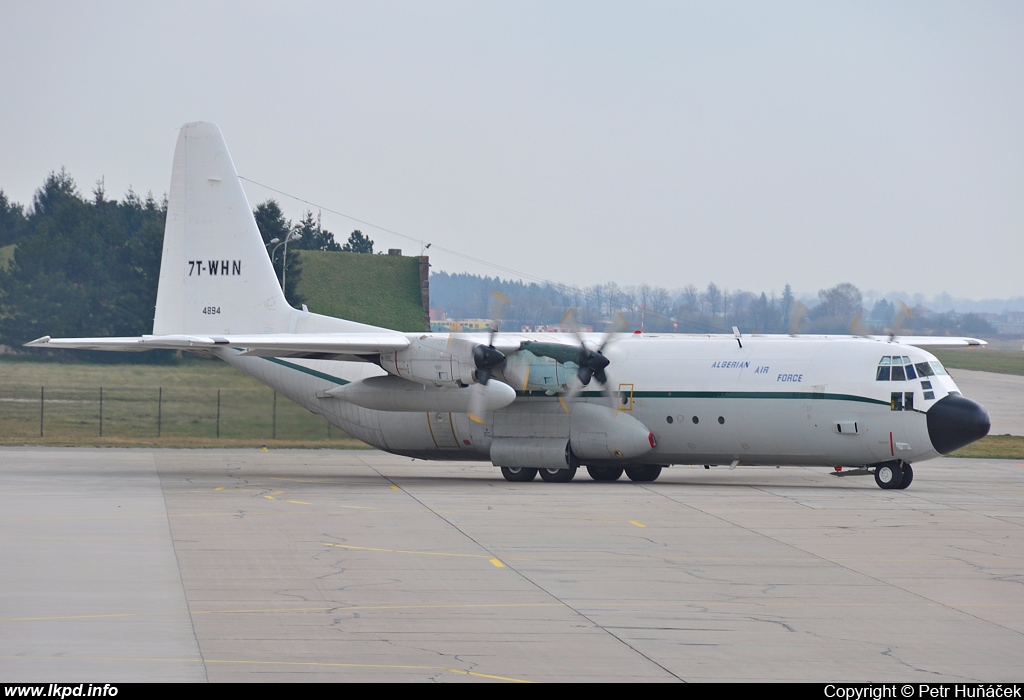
429,273,996,337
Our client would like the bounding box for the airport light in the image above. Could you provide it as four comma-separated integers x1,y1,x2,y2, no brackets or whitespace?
270,227,302,302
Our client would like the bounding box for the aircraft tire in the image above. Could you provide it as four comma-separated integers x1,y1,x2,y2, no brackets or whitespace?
874,462,904,490
895,463,914,489
539,466,577,483
501,467,538,482
625,465,662,482
587,466,624,482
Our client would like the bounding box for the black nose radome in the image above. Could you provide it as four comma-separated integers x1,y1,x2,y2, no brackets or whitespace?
927,394,991,455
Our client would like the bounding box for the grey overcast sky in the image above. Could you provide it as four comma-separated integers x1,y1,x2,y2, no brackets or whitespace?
2,1,1022,300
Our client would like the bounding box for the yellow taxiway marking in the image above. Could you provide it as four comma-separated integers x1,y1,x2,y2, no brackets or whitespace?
629,520,646,528
325,540,505,569
389,484,400,491
287,500,311,505
0,655,531,682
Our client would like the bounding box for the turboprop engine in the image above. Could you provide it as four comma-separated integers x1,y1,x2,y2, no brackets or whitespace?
497,341,614,395
369,336,518,414
379,336,481,388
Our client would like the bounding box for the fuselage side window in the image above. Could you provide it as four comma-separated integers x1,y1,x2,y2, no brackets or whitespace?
929,361,949,376
891,392,904,411
914,362,934,377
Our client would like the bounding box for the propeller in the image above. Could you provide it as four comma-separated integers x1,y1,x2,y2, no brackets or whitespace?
849,311,870,337
559,309,629,408
887,300,913,341
467,291,510,423
788,301,808,336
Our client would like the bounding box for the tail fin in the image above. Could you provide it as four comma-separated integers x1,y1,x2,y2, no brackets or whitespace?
153,122,296,335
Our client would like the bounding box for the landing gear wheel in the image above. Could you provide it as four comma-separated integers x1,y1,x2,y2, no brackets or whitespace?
625,465,663,482
501,466,537,482
895,463,913,489
587,466,624,482
539,465,577,483
874,462,904,490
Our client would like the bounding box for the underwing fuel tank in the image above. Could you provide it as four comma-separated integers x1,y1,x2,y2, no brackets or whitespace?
328,374,516,412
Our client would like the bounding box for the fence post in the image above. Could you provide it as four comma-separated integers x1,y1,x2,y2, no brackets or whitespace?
157,387,162,437
216,389,221,438
99,387,103,437
39,386,44,438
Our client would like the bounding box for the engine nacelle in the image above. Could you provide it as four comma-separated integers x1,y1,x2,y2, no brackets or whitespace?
498,348,578,393
379,336,478,388
570,403,654,461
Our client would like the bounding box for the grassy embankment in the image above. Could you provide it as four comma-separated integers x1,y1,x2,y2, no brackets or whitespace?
935,346,1024,459
296,250,427,332
933,347,1024,376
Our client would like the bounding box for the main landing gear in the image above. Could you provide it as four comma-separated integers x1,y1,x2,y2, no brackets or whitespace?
586,466,623,482
539,465,578,482
500,466,537,482
500,464,666,483
624,465,662,482
874,460,914,490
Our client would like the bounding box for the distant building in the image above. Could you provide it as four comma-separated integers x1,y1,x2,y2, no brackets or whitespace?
428,317,493,333
520,323,593,333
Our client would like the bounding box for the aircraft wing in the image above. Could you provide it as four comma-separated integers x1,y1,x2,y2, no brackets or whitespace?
26,333,411,359
868,336,987,347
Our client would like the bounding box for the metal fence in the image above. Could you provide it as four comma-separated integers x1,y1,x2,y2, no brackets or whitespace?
0,384,349,442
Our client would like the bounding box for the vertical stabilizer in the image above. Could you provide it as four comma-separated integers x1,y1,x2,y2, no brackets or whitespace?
153,122,293,335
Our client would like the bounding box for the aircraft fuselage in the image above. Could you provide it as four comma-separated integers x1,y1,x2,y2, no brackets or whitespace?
218,332,983,471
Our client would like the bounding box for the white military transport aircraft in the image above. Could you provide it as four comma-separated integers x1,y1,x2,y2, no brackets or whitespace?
29,122,992,489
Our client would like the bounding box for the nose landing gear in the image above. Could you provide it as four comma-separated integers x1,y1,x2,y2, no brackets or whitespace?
874,461,913,490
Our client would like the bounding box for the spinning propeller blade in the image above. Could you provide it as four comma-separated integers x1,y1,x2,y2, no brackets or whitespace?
467,291,510,423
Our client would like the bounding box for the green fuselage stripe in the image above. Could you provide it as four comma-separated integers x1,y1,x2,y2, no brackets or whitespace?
518,389,890,407
263,357,351,385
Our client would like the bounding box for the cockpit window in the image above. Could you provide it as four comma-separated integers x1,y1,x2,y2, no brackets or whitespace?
879,355,941,381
